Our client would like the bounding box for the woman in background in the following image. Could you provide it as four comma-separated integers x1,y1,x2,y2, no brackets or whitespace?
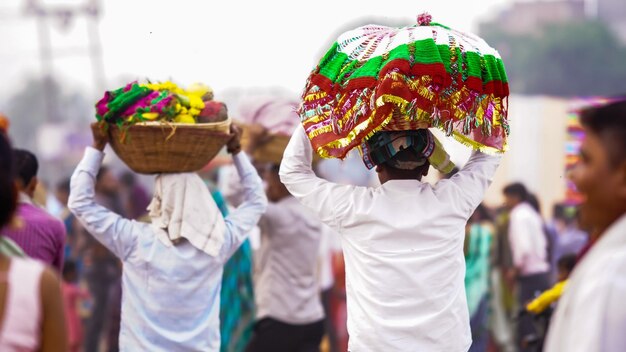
0,127,67,352
464,203,494,352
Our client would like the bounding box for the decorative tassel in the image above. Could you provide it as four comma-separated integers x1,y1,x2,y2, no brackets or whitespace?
463,115,473,134
444,119,454,136
431,106,441,127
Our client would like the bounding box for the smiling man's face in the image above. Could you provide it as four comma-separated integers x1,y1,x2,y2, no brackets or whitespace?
569,127,626,236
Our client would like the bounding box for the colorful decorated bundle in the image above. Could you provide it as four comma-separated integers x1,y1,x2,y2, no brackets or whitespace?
298,13,510,160
95,80,228,128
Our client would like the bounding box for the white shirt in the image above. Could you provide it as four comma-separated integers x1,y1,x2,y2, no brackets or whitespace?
255,196,325,324
279,125,501,352
508,202,550,276
68,148,267,351
317,224,337,291
545,214,626,352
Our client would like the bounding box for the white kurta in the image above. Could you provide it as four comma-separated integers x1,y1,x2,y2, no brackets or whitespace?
255,196,325,324
69,148,267,351
544,214,626,352
280,125,501,352
508,202,550,276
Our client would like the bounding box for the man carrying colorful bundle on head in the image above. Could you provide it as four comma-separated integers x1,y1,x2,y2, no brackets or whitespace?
68,81,267,351
280,13,509,351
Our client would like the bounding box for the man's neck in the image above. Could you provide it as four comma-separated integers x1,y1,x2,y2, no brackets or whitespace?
593,212,626,241
18,191,34,205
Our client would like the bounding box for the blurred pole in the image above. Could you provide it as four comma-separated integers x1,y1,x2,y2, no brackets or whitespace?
25,0,106,112
31,4,58,122
86,0,106,94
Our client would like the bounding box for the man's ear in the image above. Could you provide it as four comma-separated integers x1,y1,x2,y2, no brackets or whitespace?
375,165,383,173
14,179,24,192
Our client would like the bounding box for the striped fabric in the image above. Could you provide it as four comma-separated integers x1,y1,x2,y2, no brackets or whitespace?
2,203,66,272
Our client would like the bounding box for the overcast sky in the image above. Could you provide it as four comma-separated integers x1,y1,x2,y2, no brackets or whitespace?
0,0,515,104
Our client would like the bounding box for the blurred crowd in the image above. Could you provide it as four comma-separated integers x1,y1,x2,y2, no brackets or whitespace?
3,95,625,352
461,185,590,352
1,142,592,352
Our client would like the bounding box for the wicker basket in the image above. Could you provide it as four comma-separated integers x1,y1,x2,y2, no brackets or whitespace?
237,122,289,164
238,122,323,165
108,118,232,174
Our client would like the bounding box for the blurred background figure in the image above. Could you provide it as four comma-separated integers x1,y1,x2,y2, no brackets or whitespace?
0,125,68,352
81,165,125,352
119,171,150,220
503,182,551,352
488,204,517,352
464,204,495,352
54,178,81,263
3,148,66,272
245,162,325,352
549,204,589,275
62,259,91,352
521,253,578,351
208,169,256,352
317,224,340,352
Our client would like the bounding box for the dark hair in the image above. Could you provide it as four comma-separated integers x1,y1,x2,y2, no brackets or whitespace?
553,203,566,220
381,150,431,181
526,193,541,214
97,166,110,183
472,203,493,222
0,133,17,228
503,182,529,201
580,98,626,167
557,253,578,274
13,148,38,186
63,260,77,280
120,171,136,187
57,177,71,193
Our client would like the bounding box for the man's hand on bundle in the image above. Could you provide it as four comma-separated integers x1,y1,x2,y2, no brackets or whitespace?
227,124,243,154
91,122,109,151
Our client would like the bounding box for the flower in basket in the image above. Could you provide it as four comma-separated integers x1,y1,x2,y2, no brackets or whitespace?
95,80,228,128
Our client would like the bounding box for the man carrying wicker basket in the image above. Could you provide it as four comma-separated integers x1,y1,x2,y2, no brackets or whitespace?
68,120,267,351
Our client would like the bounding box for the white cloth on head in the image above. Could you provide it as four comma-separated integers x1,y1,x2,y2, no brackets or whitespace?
237,95,299,135
147,173,226,257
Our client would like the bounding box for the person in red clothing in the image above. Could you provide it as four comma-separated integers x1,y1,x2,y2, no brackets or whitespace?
2,149,66,272
61,260,91,352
